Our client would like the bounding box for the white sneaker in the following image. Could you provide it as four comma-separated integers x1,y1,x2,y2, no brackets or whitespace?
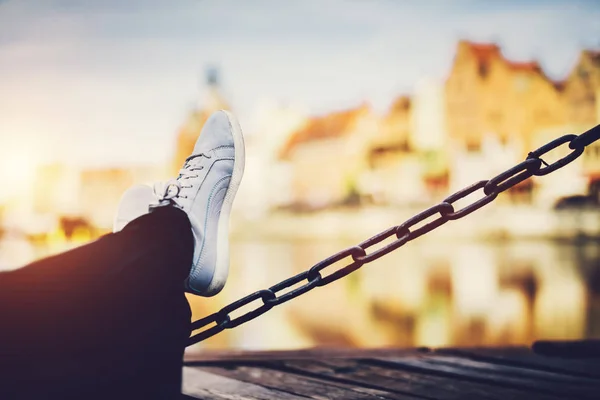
152,110,245,296
113,184,154,233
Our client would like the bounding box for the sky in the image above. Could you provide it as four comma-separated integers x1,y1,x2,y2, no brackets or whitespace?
0,0,599,171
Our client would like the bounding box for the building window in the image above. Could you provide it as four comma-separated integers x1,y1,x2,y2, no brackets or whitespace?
478,63,489,78
466,141,481,153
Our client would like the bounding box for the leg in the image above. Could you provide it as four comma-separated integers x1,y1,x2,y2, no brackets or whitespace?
0,206,193,399
0,109,246,398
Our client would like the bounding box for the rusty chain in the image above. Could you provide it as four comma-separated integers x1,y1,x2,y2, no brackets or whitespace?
187,124,600,346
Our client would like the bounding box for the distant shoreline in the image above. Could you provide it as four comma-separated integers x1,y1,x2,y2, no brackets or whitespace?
231,205,600,242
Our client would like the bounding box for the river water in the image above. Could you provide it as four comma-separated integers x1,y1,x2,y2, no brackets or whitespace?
2,236,599,351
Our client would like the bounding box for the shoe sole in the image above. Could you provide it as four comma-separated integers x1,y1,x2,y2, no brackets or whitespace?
200,110,245,296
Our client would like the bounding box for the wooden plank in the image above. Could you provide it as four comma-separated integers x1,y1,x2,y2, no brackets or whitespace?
275,358,558,400
185,347,420,363
200,364,416,400
373,355,600,399
184,347,600,399
437,347,600,379
182,367,307,399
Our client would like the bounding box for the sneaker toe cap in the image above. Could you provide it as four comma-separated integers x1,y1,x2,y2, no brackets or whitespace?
193,110,235,153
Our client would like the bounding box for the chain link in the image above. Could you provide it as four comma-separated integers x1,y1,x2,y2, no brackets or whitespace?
187,124,599,346
527,134,585,176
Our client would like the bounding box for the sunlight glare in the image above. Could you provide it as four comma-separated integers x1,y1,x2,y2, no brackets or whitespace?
0,149,38,200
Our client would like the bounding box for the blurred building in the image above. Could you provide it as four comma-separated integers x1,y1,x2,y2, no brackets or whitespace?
173,67,229,175
30,163,166,233
411,78,447,152
530,49,600,206
411,78,450,199
564,50,600,201
373,96,412,150
365,78,450,206
33,164,81,217
449,132,523,201
364,87,448,206
172,68,308,219
79,164,167,229
445,40,564,154
562,50,600,127
236,102,306,219
279,104,378,208
79,168,135,229
583,121,600,202
530,126,589,208
275,40,599,210
364,96,420,205
444,40,583,204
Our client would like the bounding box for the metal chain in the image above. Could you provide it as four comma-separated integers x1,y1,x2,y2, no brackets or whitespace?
187,124,600,346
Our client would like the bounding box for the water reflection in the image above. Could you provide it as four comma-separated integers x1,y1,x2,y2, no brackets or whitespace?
196,238,600,350
1,236,599,350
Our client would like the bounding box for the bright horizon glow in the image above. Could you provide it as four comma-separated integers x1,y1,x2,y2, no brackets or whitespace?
0,146,38,200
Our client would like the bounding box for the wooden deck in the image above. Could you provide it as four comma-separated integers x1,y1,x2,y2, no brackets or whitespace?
181,347,600,399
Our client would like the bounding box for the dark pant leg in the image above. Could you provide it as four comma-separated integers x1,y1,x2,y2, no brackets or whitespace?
0,206,193,399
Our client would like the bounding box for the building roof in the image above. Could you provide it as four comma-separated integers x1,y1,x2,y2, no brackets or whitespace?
460,40,546,79
552,79,567,91
506,60,541,73
466,42,501,66
279,104,368,160
387,96,411,115
583,49,600,61
580,49,600,74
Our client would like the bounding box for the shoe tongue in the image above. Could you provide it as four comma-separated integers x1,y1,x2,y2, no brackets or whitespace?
153,180,179,200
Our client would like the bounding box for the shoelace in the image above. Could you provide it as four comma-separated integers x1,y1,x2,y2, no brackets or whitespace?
150,153,212,209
